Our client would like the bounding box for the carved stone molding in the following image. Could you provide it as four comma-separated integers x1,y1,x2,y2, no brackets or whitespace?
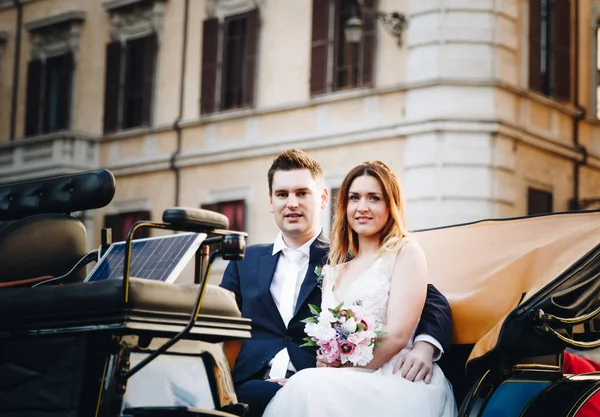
206,0,264,20
26,12,85,60
105,0,166,43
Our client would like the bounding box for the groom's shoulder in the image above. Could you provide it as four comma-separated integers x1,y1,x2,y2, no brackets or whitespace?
243,243,273,258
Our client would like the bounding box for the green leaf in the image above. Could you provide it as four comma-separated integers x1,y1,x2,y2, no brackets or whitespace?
301,317,318,324
356,323,365,331
334,301,344,311
299,337,317,348
346,309,354,319
375,330,388,338
308,304,322,315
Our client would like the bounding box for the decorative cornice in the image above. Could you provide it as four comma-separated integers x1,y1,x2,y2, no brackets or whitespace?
25,11,85,32
25,12,86,60
0,0,33,11
105,0,166,42
103,0,152,12
205,0,263,20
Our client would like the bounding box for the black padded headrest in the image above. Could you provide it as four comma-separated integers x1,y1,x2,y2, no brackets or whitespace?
0,169,115,221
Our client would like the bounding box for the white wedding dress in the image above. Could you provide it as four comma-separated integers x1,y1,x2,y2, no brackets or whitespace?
263,245,458,417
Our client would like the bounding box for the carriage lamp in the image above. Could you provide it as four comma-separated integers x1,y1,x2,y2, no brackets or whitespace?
345,10,408,47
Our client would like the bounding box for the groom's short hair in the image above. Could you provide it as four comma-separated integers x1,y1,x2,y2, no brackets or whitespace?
267,149,323,195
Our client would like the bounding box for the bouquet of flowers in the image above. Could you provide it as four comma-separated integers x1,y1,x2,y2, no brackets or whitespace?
300,302,386,366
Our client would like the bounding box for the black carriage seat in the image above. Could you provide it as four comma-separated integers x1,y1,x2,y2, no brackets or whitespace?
0,171,249,340
0,169,115,286
0,278,244,339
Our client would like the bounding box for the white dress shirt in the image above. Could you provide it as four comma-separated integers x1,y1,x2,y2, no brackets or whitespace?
267,231,320,379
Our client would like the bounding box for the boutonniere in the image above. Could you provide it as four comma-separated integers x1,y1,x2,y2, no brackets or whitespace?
314,264,330,287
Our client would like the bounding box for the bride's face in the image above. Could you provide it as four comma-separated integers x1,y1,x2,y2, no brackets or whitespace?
346,175,389,238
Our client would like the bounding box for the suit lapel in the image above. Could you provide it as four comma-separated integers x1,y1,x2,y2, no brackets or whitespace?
258,249,286,329
293,233,329,316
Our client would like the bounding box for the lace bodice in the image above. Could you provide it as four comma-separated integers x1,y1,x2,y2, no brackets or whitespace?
322,247,399,327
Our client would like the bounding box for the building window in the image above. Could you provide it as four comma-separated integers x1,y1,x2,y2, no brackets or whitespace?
201,200,246,231
103,34,157,133
24,53,74,136
103,210,151,242
200,10,259,115
527,188,553,215
310,0,377,96
529,0,571,101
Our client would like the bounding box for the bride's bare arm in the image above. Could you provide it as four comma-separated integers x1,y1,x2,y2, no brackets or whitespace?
361,240,428,370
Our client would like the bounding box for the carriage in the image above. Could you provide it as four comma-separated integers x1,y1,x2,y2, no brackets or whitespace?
0,169,599,416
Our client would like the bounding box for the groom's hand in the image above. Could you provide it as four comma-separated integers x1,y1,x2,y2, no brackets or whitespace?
394,341,436,383
267,378,288,386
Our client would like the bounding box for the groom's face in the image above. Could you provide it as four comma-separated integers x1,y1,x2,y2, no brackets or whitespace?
269,168,328,247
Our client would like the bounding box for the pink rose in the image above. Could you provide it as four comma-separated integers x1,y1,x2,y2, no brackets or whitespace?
319,339,340,363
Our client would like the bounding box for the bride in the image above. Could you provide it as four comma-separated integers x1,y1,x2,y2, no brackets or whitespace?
263,161,457,417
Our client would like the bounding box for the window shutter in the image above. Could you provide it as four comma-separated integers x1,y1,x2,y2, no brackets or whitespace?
103,213,123,243
141,33,157,126
310,0,330,95
361,0,377,87
104,211,151,242
529,0,542,93
200,18,219,115
56,52,74,131
243,9,260,107
24,59,43,137
553,0,571,102
103,41,122,133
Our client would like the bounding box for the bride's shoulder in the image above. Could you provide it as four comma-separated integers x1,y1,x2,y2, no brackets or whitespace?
384,237,426,266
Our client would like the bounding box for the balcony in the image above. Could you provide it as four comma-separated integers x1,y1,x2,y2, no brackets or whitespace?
0,132,99,184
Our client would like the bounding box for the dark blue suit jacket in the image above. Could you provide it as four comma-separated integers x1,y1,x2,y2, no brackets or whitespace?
220,233,451,385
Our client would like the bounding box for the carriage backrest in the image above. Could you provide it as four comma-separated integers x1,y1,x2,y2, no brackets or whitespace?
0,170,116,285
414,211,600,368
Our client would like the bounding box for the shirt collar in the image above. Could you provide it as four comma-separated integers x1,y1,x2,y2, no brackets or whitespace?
272,229,322,257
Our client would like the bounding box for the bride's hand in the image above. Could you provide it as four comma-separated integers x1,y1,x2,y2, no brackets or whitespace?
393,341,435,383
316,356,342,368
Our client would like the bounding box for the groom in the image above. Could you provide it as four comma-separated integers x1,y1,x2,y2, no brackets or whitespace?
220,149,452,417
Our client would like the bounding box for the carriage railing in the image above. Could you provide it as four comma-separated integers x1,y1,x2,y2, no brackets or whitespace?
117,210,247,381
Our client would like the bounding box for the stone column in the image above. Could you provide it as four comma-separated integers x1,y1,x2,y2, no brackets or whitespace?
402,0,518,229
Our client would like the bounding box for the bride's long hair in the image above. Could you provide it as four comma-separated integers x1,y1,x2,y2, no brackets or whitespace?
329,161,410,267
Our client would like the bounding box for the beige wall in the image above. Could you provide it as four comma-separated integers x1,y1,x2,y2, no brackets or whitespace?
0,0,600,257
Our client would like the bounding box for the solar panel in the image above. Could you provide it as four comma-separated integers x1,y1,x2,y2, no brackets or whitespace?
85,232,206,283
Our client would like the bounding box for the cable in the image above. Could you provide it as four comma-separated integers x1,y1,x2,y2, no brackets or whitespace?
31,249,99,288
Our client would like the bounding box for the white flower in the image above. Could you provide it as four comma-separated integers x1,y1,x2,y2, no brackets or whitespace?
305,320,336,342
319,308,338,324
342,317,357,333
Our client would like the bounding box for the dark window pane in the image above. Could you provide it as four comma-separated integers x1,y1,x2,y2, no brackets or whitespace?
334,0,360,90
527,188,553,215
43,53,72,133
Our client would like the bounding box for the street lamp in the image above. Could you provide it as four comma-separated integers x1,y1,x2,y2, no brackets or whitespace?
344,10,408,47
